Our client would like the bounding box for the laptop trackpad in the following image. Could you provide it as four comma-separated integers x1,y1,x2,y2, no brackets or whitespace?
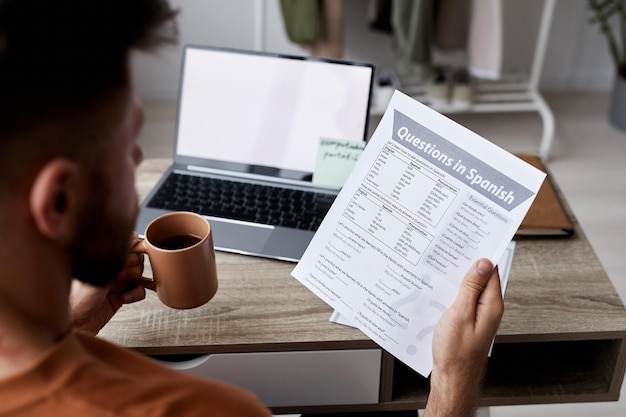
209,219,313,262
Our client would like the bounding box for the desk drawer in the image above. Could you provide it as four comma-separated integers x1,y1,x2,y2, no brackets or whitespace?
156,349,381,407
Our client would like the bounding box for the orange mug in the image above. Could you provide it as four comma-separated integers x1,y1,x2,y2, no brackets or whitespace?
135,211,218,309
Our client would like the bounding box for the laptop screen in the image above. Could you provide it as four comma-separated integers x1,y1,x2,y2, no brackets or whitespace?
173,45,374,180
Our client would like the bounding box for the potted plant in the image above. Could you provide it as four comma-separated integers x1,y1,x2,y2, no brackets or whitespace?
588,0,626,130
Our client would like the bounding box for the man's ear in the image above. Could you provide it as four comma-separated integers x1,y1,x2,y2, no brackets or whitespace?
29,158,85,244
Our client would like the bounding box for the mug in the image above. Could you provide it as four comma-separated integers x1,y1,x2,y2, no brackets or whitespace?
135,211,218,309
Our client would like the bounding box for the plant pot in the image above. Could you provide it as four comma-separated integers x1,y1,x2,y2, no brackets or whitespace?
609,74,626,132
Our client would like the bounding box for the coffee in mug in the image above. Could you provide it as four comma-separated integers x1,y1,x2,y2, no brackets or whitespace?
135,211,218,309
154,234,203,251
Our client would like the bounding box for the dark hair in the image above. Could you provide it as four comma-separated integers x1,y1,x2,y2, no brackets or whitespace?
0,0,177,133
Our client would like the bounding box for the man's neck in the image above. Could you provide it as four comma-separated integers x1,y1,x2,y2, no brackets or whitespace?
0,309,70,379
0,242,72,379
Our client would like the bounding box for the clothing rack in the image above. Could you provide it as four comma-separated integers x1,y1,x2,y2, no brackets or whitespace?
374,0,557,161
254,0,556,161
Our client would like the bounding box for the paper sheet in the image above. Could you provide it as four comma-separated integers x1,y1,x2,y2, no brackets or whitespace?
330,240,516,329
291,91,545,377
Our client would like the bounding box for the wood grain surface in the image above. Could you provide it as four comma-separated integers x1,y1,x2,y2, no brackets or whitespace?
101,158,626,348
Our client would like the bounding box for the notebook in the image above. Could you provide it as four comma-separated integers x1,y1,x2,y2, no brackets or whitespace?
136,44,374,262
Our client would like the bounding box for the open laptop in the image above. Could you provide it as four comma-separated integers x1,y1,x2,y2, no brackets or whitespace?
136,45,374,262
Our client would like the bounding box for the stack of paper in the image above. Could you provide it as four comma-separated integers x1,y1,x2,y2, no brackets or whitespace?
292,91,545,377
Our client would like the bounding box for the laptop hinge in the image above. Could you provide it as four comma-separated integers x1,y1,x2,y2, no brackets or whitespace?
183,165,340,192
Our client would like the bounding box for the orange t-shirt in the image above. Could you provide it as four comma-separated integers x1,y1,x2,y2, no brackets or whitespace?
0,330,272,416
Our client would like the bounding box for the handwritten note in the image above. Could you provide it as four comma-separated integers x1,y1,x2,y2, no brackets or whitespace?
313,138,366,188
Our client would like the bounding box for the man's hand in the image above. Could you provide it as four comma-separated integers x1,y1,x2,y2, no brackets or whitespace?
69,233,150,335
424,258,504,417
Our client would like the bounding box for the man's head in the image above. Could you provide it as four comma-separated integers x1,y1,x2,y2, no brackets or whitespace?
0,0,177,286
0,0,177,139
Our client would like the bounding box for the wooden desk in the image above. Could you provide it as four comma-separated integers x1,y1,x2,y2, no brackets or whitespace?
100,158,626,414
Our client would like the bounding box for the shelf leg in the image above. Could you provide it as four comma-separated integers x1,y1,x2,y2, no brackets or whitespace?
532,91,556,162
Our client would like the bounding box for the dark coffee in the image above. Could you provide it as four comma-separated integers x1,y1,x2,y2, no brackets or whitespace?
154,233,202,250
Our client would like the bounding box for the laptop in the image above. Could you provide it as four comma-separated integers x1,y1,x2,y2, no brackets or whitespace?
136,44,374,262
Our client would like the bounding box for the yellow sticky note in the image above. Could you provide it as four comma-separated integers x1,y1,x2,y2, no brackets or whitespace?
312,138,365,188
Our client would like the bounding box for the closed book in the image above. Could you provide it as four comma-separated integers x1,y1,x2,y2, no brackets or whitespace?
516,155,574,237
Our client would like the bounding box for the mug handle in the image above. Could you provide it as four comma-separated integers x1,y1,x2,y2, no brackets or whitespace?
131,238,157,292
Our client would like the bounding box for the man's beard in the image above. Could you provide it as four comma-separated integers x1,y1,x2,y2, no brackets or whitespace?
69,180,138,287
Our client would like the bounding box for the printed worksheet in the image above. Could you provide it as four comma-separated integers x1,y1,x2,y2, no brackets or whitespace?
292,91,546,377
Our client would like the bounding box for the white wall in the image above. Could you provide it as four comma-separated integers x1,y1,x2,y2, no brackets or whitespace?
542,0,616,90
132,0,617,100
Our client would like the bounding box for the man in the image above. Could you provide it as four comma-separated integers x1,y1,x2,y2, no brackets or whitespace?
0,1,503,416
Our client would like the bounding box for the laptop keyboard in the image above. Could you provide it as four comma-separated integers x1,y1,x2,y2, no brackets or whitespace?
146,173,337,231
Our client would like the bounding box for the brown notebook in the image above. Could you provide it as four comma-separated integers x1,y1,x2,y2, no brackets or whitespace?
515,155,574,237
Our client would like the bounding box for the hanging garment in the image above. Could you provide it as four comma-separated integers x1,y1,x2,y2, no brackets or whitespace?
305,0,344,59
468,0,503,79
434,0,470,50
280,0,344,59
391,0,434,84
368,0,393,33
280,0,319,45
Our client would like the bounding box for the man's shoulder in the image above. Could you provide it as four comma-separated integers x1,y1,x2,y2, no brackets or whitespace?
69,331,273,416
